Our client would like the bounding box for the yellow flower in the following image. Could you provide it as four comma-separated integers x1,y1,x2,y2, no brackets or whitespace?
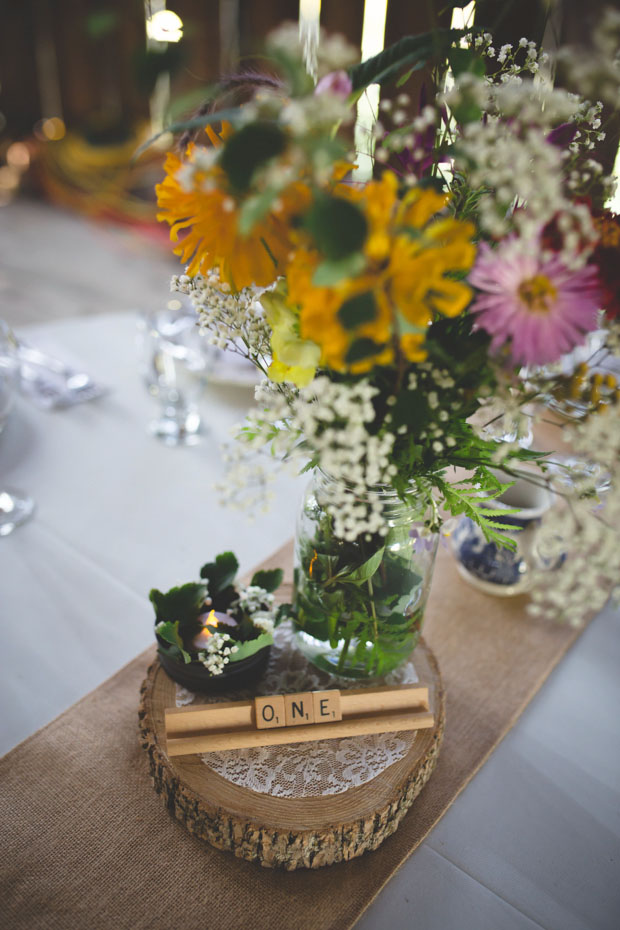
288,172,476,372
261,289,321,387
156,128,310,292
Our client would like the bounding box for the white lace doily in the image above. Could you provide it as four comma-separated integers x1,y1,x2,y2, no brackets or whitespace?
175,622,419,798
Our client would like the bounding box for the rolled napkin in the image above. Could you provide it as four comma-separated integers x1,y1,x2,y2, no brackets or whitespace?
15,342,108,409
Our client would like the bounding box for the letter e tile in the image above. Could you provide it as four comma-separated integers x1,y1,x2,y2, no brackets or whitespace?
255,694,286,729
284,692,315,726
312,690,342,723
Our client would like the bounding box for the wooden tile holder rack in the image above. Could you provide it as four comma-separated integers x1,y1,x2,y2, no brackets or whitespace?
164,683,434,757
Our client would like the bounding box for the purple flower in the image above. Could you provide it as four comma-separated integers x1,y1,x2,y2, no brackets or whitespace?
389,85,438,179
314,70,353,99
547,122,578,148
469,238,601,366
410,528,436,551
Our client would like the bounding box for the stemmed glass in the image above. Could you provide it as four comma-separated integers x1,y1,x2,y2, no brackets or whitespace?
0,320,35,535
137,308,210,446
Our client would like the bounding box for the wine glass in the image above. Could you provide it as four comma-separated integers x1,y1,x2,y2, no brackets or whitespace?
137,307,210,446
0,320,35,535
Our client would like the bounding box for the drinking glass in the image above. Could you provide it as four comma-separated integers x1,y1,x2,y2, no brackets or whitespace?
0,320,35,535
137,308,210,446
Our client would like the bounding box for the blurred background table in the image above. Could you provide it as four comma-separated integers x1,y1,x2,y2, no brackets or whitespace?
1,200,619,930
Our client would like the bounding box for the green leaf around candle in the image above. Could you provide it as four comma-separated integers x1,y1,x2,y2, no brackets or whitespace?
250,567,284,593
200,551,239,593
155,620,192,664
228,631,273,663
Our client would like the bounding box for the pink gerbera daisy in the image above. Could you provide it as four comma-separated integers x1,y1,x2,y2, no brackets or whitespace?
469,239,601,366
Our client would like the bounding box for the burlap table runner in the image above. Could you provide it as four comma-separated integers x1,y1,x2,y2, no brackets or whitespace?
2,541,583,930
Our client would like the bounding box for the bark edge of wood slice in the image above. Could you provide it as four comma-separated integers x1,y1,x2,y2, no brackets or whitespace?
138,638,445,870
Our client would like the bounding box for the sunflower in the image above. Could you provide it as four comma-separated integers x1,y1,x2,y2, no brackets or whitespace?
156,122,311,292
288,171,476,372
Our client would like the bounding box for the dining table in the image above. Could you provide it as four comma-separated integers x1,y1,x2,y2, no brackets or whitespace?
1,310,619,930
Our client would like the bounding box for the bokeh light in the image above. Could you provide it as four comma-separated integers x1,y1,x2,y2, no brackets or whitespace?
146,10,183,43
34,117,66,142
0,165,20,191
6,142,30,170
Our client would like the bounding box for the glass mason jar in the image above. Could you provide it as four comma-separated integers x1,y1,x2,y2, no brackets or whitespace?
292,471,439,680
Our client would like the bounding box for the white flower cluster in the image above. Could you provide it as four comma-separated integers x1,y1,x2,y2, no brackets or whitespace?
230,586,276,635
296,377,395,486
466,33,549,76
556,8,620,106
233,584,275,614
198,632,239,675
219,375,398,540
491,81,581,126
529,404,620,626
374,103,437,184
318,478,391,541
451,83,596,254
172,269,272,366
281,94,353,135
250,612,275,635
215,440,279,515
409,362,462,454
267,22,359,77
439,43,615,252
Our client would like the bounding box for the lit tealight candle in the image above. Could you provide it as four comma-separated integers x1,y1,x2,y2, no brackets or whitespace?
192,609,237,650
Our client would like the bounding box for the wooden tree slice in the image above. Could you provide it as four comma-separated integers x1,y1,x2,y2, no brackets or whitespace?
139,638,445,870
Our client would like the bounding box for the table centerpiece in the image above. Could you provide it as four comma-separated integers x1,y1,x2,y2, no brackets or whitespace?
154,14,620,678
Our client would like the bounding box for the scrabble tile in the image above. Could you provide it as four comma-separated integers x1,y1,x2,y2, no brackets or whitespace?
312,689,342,723
254,694,286,729
284,692,315,726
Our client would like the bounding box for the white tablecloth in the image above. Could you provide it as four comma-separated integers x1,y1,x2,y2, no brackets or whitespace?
1,313,619,930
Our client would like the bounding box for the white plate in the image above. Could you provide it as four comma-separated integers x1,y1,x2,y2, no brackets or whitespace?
207,349,261,388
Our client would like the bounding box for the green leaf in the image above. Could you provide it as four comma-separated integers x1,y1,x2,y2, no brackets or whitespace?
448,47,486,78
376,557,423,599
155,620,192,664
342,613,369,640
220,122,287,193
250,568,284,593
345,337,385,364
349,29,462,90
228,631,273,663
312,252,366,286
294,596,331,641
450,101,482,125
238,187,280,235
338,547,385,585
149,583,207,627
200,551,239,592
304,195,368,261
275,602,292,625
337,291,378,330
396,67,415,87
380,611,414,633
436,475,520,551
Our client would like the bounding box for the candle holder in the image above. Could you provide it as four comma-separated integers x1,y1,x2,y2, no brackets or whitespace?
159,647,271,694
149,551,285,695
